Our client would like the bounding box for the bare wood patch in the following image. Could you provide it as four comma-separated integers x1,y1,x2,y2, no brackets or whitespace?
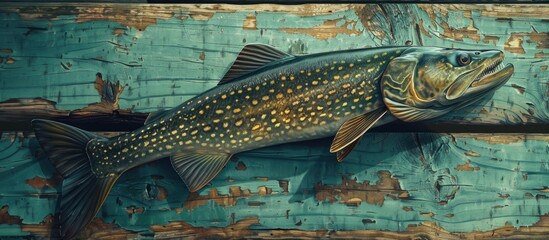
280,18,362,40
25,174,62,189
243,15,257,30
151,217,259,239
183,185,278,210
454,160,480,172
314,170,409,206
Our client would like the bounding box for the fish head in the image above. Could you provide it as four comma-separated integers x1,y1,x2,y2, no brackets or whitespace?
380,47,514,122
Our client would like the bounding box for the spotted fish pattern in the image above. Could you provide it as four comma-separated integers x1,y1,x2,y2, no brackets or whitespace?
32,44,514,239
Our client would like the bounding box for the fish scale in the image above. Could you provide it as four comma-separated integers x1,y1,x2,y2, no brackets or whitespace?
88,47,406,175
32,44,514,239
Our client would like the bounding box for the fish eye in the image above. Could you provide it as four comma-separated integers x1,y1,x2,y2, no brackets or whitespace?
457,53,471,66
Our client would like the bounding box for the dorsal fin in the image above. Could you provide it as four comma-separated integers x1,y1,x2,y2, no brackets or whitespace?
145,109,169,125
219,44,294,85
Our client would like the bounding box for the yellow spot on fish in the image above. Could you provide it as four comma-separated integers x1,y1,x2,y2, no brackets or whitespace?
255,136,264,141
203,126,211,132
368,68,374,73
171,130,178,135
281,76,287,80
276,93,284,99
198,110,204,115
374,55,379,59
185,140,192,144
343,74,350,79
144,142,150,147
235,119,243,127
333,75,340,80
233,108,241,113
296,85,303,90
216,109,224,114
366,96,373,101
317,94,324,99
252,100,259,105
221,94,227,99
252,124,261,131
271,118,277,123
262,96,269,101
329,89,336,95
287,89,293,94
191,130,198,135
290,75,295,81
312,81,318,85
226,105,231,110
382,52,387,56
122,148,129,153
353,98,360,102
166,145,173,150
342,83,351,89
338,66,343,70
269,89,275,93
213,119,221,123
349,63,354,67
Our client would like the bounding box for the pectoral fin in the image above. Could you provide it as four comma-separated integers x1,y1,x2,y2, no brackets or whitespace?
171,152,232,192
330,108,387,162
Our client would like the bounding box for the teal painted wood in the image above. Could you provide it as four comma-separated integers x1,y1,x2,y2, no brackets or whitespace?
0,4,547,123
0,3,548,238
1,133,549,237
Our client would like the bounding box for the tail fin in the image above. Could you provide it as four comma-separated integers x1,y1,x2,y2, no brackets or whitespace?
32,119,119,239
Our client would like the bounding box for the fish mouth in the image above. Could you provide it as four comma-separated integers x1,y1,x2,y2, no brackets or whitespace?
465,61,514,95
446,53,514,100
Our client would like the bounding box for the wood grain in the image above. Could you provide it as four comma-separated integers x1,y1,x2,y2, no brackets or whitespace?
0,3,548,239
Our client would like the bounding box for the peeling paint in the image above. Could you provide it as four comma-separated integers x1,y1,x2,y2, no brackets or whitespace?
25,175,62,189
440,21,480,42
280,18,362,40
243,15,257,30
454,160,480,171
464,151,480,157
182,182,285,210
315,171,408,206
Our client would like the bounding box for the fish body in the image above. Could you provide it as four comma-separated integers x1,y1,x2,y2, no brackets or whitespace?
89,46,407,175
32,45,514,239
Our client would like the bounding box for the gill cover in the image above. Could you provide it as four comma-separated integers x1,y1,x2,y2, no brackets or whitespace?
380,49,451,122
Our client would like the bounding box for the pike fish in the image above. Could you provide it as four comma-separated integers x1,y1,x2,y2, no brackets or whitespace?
32,44,514,238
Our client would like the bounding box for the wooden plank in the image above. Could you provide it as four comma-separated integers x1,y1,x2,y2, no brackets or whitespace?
1,132,549,238
0,3,548,239
0,4,547,129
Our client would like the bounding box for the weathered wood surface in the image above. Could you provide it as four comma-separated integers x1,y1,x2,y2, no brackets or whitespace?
1,132,549,238
0,3,548,239
0,4,547,127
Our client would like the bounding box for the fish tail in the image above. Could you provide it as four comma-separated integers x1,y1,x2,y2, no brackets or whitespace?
32,119,119,239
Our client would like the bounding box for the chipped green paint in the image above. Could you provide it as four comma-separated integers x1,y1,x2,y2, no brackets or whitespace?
0,3,548,238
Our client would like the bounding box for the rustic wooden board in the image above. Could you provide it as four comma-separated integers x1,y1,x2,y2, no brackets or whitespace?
0,4,547,126
0,3,548,239
1,132,549,238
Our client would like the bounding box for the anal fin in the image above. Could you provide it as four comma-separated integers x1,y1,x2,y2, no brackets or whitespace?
171,152,232,192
